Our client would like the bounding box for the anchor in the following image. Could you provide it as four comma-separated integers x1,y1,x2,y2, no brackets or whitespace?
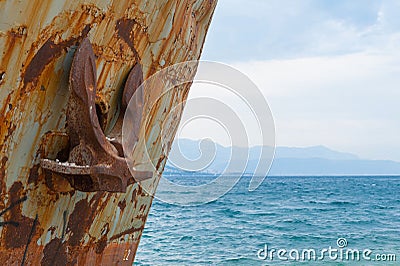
40,38,152,192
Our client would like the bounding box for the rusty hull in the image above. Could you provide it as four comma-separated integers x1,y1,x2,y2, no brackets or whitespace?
0,0,217,265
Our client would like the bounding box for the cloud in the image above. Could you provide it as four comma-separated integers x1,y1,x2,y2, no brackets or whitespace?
230,50,400,161
202,0,400,61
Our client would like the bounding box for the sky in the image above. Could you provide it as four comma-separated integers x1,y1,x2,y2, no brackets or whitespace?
176,0,400,161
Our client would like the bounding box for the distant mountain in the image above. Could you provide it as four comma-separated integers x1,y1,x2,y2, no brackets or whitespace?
275,145,358,160
165,139,400,175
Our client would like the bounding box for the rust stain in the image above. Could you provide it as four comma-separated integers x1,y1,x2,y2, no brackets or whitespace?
130,187,137,203
0,94,16,150
3,182,36,249
95,235,108,254
23,25,91,87
9,25,28,38
118,199,126,212
0,157,8,210
156,154,166,171
0,26,27,70
109,224,145,242
66,199,91,247
28,164,40,184
66,192,107,248
0,156,7,175
115,18,136,52
41,237,69,266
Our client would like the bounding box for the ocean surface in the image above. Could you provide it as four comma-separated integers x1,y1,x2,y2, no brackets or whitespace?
135,176,400,265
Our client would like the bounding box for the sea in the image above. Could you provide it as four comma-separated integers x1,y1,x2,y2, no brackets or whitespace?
135,175,400,265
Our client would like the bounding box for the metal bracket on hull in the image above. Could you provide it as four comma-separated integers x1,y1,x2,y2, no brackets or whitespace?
40,38,152,192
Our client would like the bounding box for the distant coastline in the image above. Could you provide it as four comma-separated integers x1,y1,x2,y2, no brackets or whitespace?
165,139,400,176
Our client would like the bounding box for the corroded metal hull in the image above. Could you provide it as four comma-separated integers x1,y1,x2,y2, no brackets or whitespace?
0,1,216,264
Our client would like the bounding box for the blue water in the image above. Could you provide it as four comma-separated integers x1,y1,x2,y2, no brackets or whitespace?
135,176,400,265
